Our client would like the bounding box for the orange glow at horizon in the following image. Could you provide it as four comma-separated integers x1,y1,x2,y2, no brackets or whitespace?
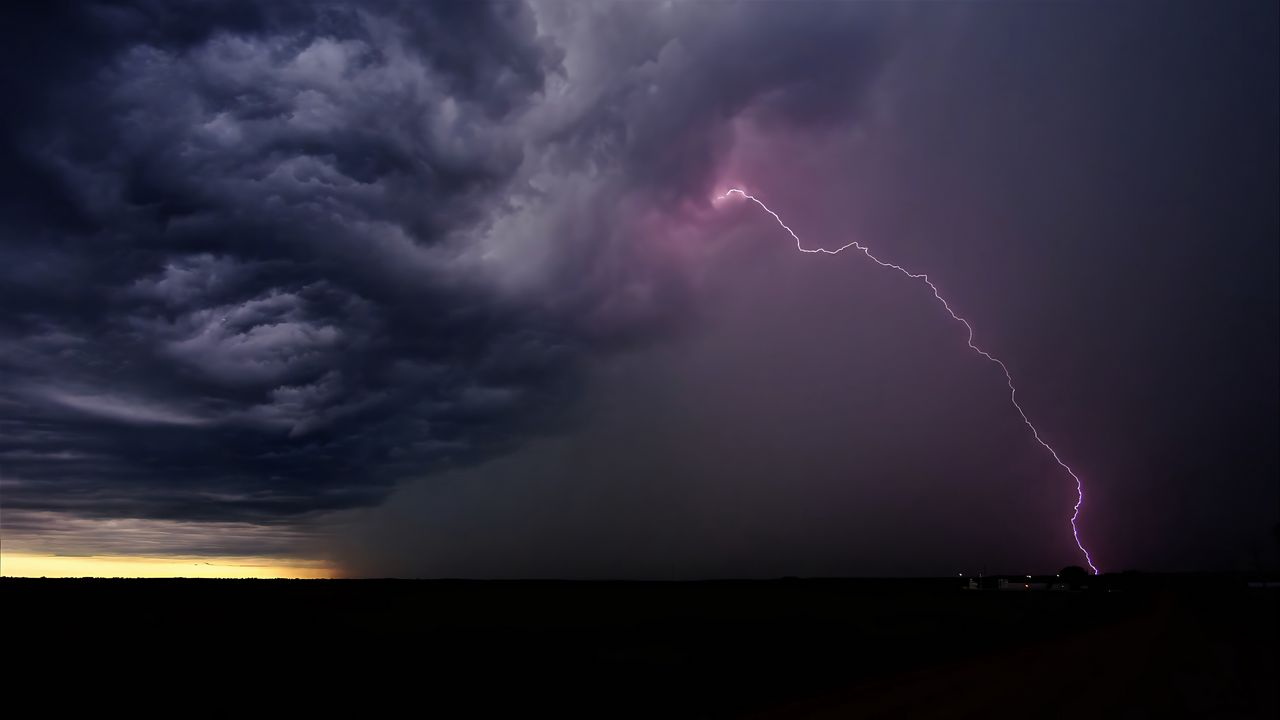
0,552,336,579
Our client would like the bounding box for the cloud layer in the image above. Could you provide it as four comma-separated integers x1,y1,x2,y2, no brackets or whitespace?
5,2,1275,575
1,1,894,529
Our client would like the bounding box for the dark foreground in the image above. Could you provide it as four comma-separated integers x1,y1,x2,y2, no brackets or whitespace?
4,576,1276,717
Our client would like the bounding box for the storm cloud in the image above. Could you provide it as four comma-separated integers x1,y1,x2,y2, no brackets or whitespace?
3,1,1275,576
1,2,896,532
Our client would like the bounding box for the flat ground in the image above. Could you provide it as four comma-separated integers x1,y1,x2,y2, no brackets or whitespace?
4,576,1275,717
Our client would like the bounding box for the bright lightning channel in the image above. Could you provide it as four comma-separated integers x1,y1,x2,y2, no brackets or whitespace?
719,187,1099,575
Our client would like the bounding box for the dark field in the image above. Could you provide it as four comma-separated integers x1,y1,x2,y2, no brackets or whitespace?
5,576,1275,717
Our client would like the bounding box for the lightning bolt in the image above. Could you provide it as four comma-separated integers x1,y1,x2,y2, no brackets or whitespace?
719,187,1099,575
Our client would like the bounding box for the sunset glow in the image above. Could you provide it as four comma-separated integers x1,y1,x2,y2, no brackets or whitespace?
1,552,335,579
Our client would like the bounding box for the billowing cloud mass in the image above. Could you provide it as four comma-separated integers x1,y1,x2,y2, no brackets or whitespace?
0,2,895,531
3,1,1276,575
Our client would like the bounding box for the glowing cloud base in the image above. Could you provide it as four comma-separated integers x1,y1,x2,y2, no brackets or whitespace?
719,187,1099,574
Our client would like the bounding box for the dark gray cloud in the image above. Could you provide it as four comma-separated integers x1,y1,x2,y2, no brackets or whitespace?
1,1,574,527
0,1,896,534
6,1,1273,577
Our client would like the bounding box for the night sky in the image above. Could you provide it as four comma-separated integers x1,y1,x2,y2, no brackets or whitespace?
1,1,1276,578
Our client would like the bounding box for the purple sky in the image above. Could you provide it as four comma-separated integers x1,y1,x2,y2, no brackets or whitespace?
2,1,1277,577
